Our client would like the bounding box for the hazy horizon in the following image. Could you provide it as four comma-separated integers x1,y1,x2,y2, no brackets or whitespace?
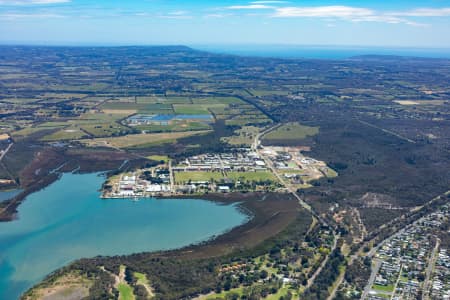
1,43,449,60
1,1,450,47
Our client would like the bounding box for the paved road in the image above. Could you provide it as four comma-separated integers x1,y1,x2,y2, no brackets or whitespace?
423,238,440,300
255,124,338,292
0,143,13,162
254,126,328,226
331,190,450,300
251,123,281,151
361,259,382,300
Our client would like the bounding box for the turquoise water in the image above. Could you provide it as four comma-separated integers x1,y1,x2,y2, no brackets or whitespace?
0,173,248,299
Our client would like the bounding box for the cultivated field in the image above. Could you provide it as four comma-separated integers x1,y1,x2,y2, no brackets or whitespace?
174,170,277,184
174,171,224,183
81,130,211,148
263,122,319,145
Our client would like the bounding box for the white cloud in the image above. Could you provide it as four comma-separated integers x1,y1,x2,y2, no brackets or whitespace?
155,10,192,19
227,4,273,10
251,1,287,3
204,13,233,18
273,6,373,18
0,0,70,5
391,8,450,17
271,5,431,26
168,10,188,16
0,12,65,19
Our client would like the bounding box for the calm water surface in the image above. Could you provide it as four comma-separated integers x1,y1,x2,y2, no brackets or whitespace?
0,173,248,299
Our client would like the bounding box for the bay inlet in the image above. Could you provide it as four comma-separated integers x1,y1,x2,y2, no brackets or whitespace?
0,172,248,299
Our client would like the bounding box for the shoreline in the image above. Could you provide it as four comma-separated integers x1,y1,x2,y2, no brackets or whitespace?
0,172,61,222
5,176,297,258
22,191,304,299
123,191,301,260
16,182,301,299
3,170,302,299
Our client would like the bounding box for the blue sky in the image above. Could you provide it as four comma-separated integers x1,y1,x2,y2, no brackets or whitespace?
1,0,450,47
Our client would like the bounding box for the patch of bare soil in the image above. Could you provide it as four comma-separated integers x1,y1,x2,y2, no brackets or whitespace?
359,192,403,209
24,273,91,300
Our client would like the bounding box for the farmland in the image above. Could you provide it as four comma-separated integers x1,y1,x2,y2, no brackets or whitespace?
41,128,88,141
1,46,450,300
262,122,319,145
81,130,211,149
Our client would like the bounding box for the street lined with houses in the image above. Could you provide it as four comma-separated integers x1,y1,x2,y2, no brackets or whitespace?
362,203,450,300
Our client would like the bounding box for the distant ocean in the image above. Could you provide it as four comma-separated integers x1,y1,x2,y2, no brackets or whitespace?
194,45,450,60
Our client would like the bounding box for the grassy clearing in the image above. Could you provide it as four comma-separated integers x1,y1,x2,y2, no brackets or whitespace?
174,171,224,183
37,121,72,128
79,112,130,122
202,287,244,299
41,128,88,141
82,130,211,148
14,113,132,139
225,118,271,127
12,121,70,138
136,121,211,133
133,272,154,298
222,126,261,146
1,98,39,104
263,122,319,142
102,109,138,115
174,171,277,184
200,285,293,300
100,102,174,114
172,104,211,114
12,127,51,138
43,92,89,99
136,96,159,104
173,103,227,114
133,272,147,283
118,283,135,300
249,89,290,97
323,168,338,178
80,123,131,137
148,155,169,162
226,171,277,182
372,284,395,293
264,286,293,299
191,97,243,105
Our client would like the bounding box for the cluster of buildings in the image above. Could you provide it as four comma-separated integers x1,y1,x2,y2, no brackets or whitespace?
173,150,267,172
102,146,336,198
103,167,172,198
367,204,449,300
431,248,450,299
260,146,334,186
